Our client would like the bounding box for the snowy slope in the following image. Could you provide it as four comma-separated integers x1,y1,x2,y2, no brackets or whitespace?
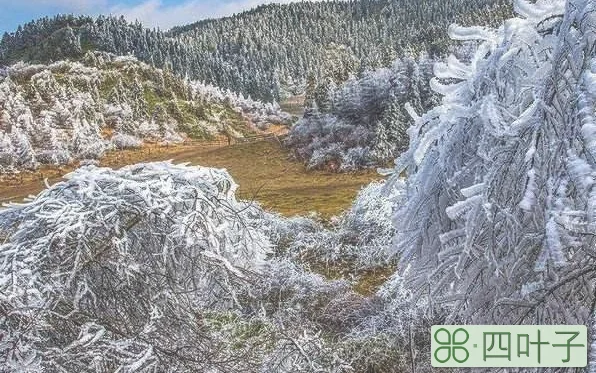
0,51,291,172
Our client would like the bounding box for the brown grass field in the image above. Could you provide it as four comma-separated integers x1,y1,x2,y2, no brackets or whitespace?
0,139,382,219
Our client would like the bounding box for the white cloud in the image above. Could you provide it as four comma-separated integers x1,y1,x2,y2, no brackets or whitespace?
109,0,320,30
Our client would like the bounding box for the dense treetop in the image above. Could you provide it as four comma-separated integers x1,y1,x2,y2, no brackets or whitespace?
0,0,513,101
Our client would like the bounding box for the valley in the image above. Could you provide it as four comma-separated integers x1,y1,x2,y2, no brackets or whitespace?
0,137,381,218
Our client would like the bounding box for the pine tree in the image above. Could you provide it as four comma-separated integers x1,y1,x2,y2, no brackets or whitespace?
372,98,408,162
11,128,37,169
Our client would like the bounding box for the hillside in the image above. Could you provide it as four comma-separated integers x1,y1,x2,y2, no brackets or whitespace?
0,0,513,101
0,51,290,172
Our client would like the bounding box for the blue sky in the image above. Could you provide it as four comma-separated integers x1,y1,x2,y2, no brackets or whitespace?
0,0,314,34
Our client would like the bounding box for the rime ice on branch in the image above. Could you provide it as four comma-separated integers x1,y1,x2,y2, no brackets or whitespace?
0,162,272,371
389,0,596,326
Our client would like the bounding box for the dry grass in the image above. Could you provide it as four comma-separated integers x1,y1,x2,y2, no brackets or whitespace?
188,140,381,218
1,140,381,219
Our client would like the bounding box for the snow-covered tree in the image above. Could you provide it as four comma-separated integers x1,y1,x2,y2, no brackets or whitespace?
0,132,15,171
0,53,290,171
0,162,272,371
0,1,513,102
10,128,37,169
111,132,142,149
0,159,402,372
389,0,596,326
372,97,409,161
288,56,437,170
284,179,406,269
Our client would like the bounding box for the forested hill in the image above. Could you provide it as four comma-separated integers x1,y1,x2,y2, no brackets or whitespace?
0,51,290,172
0,0,512,102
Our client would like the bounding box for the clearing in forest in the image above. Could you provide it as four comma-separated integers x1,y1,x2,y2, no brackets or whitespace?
0,140,381,218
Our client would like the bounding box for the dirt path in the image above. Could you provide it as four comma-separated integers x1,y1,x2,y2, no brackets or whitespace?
1,139,381,218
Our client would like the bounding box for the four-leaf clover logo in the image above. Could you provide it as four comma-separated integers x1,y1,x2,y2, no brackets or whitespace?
434,327,470,363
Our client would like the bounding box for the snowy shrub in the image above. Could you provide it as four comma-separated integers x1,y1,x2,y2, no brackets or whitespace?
284,179,405,269
388,0,596,327
350,272,443,373
255,258,352,323
158,129,185,145
335,179,405,267
71,131,107,159
111,132,143,149
264,214,323,254
0,162,272,371
190,81,293,129
255,259,374,371
261,328,353,373
307,141,347,171
339,147,371,172
254,256,419,372
35,149,72,165
79,159,100,167
287,56,438,171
